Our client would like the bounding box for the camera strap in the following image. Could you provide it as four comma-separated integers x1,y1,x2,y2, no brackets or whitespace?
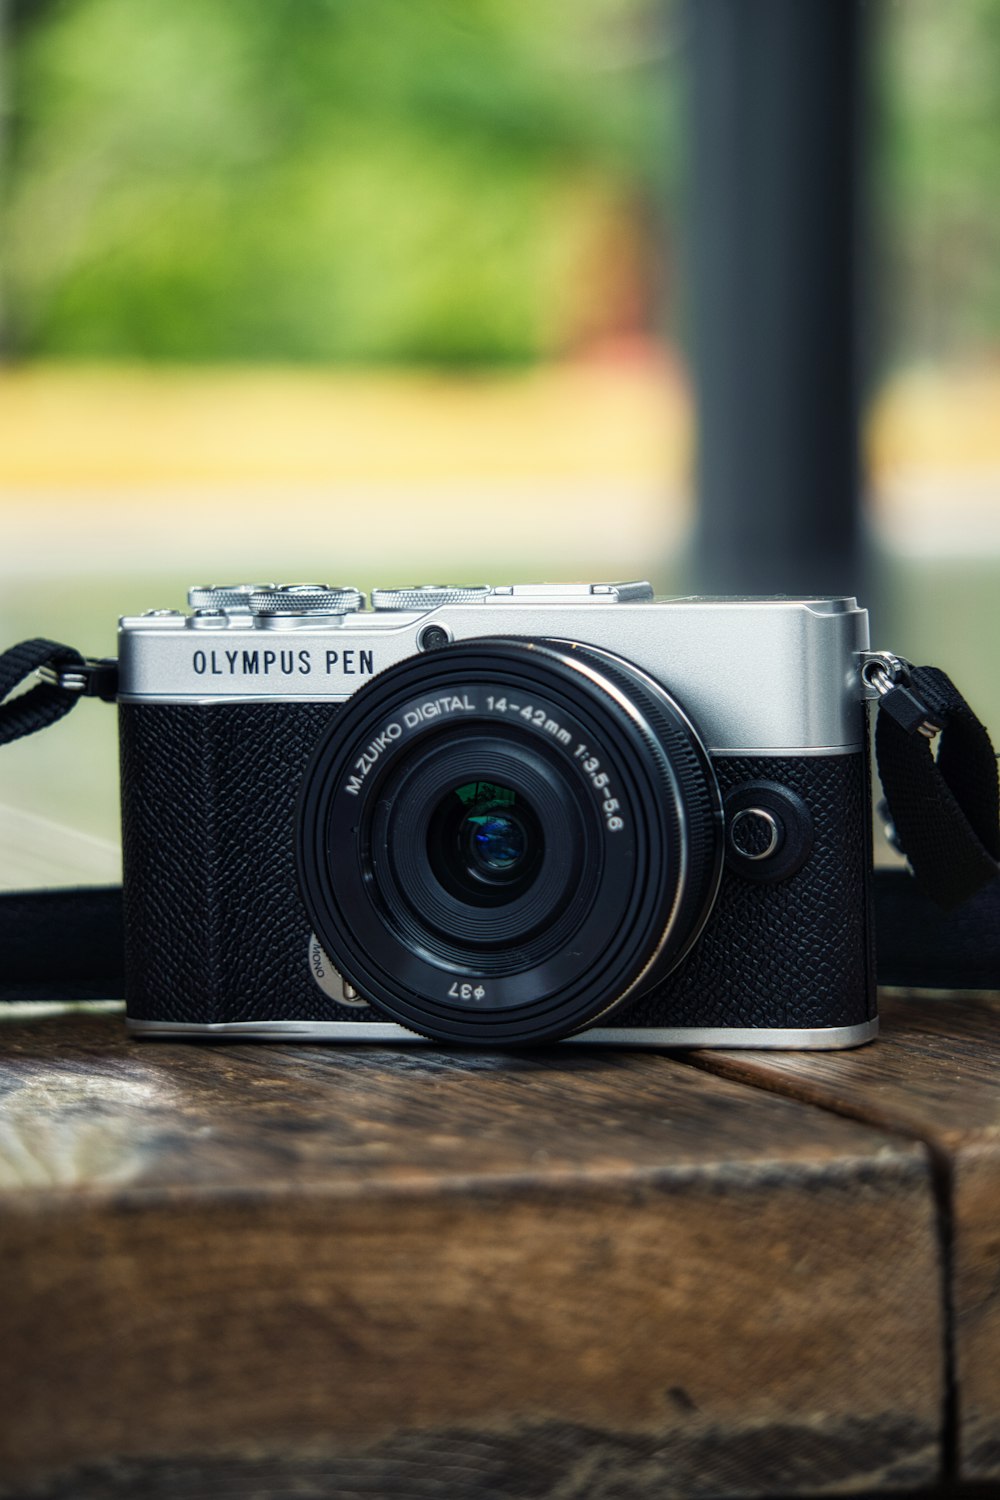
0,637,118,744
868,657,1000,988
1,639,998,1002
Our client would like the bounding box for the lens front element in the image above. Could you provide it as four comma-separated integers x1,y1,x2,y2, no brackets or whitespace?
429,780,543,903
296,639,723,1043
468,807,524,871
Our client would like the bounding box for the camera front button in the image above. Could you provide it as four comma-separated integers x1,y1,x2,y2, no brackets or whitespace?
730,807,782,861
723,780,814,883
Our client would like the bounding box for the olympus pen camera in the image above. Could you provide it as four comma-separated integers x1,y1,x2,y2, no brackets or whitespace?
118,583,878,1048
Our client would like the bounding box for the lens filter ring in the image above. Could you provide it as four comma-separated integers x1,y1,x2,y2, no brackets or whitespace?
295,638,723,1043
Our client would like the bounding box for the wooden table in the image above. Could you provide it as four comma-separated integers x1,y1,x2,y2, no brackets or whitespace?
1,994,999,1499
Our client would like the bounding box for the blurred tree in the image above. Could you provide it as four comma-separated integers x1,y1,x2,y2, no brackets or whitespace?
3,0,678,363
5,0,997,368
877,0,1000,364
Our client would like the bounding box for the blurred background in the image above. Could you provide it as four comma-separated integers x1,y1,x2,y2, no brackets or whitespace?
0,0,998,856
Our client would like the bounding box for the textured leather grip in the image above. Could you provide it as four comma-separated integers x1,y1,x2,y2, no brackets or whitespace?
119,699,873,1033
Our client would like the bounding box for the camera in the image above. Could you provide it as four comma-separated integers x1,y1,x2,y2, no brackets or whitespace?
119,582,877,1048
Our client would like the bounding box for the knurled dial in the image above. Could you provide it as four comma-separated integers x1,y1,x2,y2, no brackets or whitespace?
188,583,279,612
250,584,365,617
370,584,490,610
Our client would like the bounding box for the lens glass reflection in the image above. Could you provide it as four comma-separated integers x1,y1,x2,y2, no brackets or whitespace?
429,779,544,902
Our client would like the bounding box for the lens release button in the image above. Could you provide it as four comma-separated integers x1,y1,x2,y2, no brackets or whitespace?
729,807,782,861
723,780,814,883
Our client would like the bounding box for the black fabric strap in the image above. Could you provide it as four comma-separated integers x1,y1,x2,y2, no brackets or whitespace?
0,638,86,745
0,886,125,1002
0,874,996,1002
875,664,1000,911
873,868,1000,990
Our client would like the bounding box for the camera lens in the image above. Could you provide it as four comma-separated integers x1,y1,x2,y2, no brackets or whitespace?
296,638,723,1043
428,781,543,902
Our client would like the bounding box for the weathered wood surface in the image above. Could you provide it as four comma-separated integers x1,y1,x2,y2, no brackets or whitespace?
0,1011,942,1499
693,992,1000,1484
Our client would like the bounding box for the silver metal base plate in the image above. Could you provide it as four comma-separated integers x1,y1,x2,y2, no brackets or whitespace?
127,1017,879,1050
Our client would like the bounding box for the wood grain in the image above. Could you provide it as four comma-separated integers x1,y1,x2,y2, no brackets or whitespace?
0,1012,943,1498
691,991,1000,1483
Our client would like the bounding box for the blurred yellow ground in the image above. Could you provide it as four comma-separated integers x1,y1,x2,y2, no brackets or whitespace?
0,356,693,582
0,357,997,482
0,359,690,487
0,357,997,578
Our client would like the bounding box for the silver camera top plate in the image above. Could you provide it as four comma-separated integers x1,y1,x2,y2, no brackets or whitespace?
117,583,869,755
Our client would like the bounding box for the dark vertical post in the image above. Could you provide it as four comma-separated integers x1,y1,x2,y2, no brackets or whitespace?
0,0,9,356
686,0,866,595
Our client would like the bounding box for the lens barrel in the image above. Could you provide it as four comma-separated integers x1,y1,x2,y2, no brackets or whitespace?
296,638,723,1042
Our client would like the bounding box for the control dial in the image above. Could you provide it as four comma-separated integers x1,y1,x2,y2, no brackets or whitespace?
370,584,490,611
188,583,278,612
250,584,364,618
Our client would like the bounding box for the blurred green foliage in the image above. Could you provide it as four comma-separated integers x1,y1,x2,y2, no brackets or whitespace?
2,0,999,366
877,0,1000,364
4,0,674,363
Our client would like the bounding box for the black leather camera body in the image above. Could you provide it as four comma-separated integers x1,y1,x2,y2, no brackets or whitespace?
119,583,877,1048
